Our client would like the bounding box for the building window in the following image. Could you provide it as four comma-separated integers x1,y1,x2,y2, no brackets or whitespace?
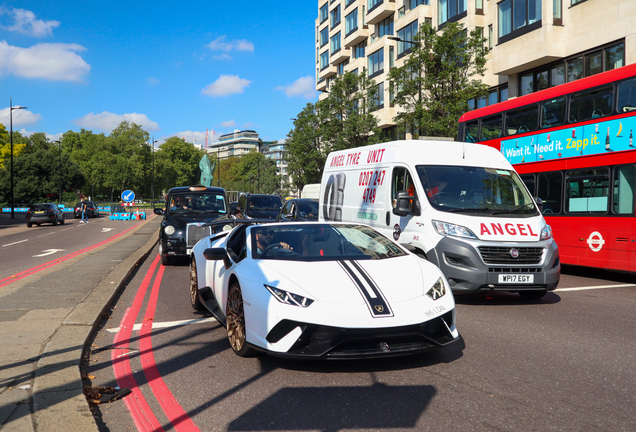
337,60,349,75
368,48,384,78
320,3,329,24
376,15,394,38
498,0,541,43
605,43,624,70
330,32,341,54
373,82,385,110
467,85,508,110
346,0,357,7
406,0,429,11
331,5,341,29
439,0,467,25
320,51,330,70
320,27,329,47
397,20,418,57
488,24,493,49
553,0,562,25
571,0,587,5
353,40,366,59
476,0,484,14
368,0,383,13
345,9,358,35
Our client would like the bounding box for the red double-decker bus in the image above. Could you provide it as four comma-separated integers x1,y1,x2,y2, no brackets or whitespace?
458,63,636,272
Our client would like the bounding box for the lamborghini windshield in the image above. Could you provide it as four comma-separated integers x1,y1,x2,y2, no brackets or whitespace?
251,224,406,261
416,165,538,215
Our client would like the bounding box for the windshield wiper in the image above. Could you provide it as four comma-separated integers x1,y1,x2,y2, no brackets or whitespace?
447,207,493,213
490,203,536,215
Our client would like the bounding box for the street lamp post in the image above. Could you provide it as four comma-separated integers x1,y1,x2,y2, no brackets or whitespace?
9,98,27,219
57,139,62,204
150,136,157,209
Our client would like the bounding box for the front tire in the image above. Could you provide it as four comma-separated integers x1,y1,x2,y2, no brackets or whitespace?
189,259,204,311
27,222,32,228
52,217,58,226
519,290,548,300
226,283,256,357
159,243,171,266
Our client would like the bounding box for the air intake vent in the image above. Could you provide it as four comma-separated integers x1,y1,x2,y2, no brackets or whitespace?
478,247,544,265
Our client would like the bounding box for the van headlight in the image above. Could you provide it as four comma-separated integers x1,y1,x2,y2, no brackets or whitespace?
426,277,446,300
164,225,176,236
540,224,552,241
432,220,477,239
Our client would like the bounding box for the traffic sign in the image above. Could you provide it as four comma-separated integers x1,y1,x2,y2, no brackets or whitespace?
122,190,135,203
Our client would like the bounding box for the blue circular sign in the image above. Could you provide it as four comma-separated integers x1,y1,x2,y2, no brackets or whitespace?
122,190,135,203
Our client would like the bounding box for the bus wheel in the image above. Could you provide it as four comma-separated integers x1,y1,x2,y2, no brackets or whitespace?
519,290,547,300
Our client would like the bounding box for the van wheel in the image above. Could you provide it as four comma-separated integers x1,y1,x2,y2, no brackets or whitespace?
519,290,548,300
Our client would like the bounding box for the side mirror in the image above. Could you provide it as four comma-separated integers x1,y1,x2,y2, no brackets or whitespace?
154,208,165,215
285,213,294,220
392,191,415,217
203,247,231,269
534,197,543,213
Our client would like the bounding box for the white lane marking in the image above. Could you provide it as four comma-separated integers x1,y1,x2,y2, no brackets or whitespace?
32,249,65,257
2,239,28,247
36,232,56,238
106,317,217,333
102,228,113,232
555,283,636,292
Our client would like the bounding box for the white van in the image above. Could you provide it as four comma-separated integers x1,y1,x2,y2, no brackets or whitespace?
319,140,560,299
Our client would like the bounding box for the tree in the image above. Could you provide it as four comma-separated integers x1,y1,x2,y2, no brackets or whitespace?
154,137,206,192
319,70,382,152
388,21,489,139
286,103,326,191
0,128,27,170
229,151,280,194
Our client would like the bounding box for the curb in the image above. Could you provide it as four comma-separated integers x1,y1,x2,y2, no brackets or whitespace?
30,220,159,432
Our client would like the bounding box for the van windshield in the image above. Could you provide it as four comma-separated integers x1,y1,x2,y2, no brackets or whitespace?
416,165,538,215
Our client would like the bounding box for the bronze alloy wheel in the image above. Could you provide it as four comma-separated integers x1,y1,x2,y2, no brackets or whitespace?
226,283,255,357
189,259,204,311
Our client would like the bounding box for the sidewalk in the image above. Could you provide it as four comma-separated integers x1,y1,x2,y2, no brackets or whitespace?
0,214,161,431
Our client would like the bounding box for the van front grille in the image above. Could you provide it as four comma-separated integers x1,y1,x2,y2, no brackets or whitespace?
478,247,544,265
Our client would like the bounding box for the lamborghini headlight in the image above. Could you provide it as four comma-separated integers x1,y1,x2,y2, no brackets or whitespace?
264,285,314,307
432,220,477,239
164,225,176,236
426,277,447,301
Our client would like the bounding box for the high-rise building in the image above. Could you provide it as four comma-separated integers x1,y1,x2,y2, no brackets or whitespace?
315,0,636,138
206,130,261,160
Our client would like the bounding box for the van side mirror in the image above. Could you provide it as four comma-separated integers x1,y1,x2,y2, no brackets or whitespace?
392,191,415,217
534,197,543,213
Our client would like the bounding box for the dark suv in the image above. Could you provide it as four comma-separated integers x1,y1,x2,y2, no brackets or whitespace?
237,193,283,219
153,185,230,265
26,203,65,227
73,201,99,218
278,198,319,221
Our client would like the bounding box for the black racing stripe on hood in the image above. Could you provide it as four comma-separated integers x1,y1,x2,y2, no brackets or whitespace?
338,260,393,318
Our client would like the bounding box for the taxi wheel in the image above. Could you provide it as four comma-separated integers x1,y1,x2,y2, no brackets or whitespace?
159,243,171,266
519,290,548,300
226,283,256,357
189,259,204,311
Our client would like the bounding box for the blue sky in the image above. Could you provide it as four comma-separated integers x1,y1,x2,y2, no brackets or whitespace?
0,1,318,147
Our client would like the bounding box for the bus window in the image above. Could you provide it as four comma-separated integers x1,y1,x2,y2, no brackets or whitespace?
617,77,636,113
465,120,479,143
537,171,562,214
520,174,535,196
613,165,635,214
565,169,610,213
541,96,566,128
569,85,614,122
480,114,503,141
505,104,539,136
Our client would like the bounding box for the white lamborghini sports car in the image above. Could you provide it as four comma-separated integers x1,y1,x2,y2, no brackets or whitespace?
189,221,459,359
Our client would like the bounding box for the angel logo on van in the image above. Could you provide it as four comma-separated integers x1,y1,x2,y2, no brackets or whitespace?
480,223,538,237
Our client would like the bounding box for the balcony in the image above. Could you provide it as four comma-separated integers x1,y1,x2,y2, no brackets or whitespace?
344,25,370,48
319,64,337,80
330,48,350,65
366,0,397,25
316,78,328,92
493,24,564,75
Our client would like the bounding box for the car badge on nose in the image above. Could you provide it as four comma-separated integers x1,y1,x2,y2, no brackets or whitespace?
510,248,520,258
374,305,384,313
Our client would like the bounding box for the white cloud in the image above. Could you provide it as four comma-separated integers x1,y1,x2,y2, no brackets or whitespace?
0,8,60,38
202,75,251,97
73,112,160,133
0,107,41,127
0,41,90,82
207,36,254,52
276,76,317,99
220,120,237,128
213,53,232,61
146,76,159,85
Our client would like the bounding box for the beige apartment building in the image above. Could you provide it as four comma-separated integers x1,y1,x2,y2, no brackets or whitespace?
315,0,636,138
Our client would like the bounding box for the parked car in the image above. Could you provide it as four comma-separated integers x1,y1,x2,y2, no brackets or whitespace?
153,185,230,266
190,220,459,358
237,193,283,219
26,203,65,227
278,198,319,221
73,201,100,218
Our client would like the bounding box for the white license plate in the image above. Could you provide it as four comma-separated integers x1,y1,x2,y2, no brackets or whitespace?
498,274,534,284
